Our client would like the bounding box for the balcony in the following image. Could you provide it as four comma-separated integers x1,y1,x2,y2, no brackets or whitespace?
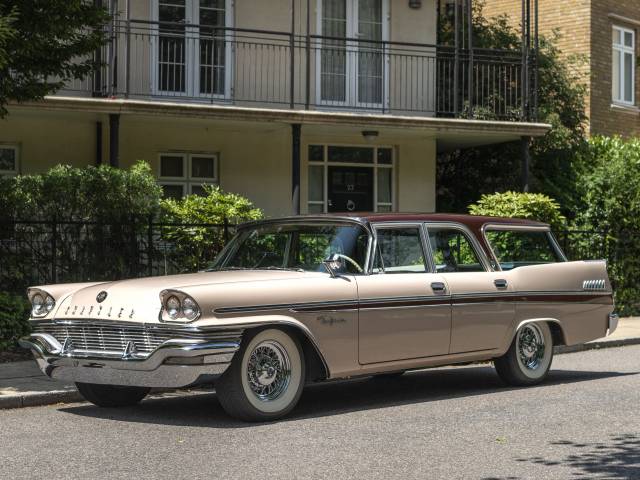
58,19,536,122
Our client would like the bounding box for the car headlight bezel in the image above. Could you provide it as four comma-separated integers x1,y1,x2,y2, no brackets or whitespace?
29,289,56,318
159,290,201,323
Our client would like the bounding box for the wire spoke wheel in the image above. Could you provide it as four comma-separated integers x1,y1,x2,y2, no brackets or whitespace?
516,323,545,371
246,340,292,402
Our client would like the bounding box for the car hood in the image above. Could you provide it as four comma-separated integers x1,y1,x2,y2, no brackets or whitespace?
50,270,325,323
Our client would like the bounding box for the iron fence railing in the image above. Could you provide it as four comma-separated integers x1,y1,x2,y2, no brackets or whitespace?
0,219,235,295
55,19,536,121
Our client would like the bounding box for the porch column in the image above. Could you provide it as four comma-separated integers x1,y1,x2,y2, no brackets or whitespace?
521,136,531,193
291,123,302,215
109,113,120,168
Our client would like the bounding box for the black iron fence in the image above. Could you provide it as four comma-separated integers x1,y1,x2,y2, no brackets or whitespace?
0,219,235,296
58,19,536,121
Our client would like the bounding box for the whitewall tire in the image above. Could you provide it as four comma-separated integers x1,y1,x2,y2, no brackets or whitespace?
216,328,305,422
494,322,554,386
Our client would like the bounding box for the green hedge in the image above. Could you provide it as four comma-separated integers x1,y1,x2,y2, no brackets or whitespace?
0,292,30,351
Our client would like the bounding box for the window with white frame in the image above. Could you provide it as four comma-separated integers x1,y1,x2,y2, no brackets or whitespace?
613,26,636,105
0,145,19,177
155,0,232,97
158,152,219,199
307,144,394,213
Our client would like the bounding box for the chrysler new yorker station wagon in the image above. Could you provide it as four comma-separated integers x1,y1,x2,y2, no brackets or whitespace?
20,214,617,421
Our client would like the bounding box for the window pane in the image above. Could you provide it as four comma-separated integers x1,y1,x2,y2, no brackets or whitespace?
377,148,392,164
377,205,391,213
161,184,185,199
613,29,621,45
192,156,216,179
613,50,621,101
624,52,634,102
485,230,561,270
377,168,391,203
328,146,374,164
321,0,347,102
160,155,184,177
191,184,208,196
375,227,426,273
309,145,324,162
308,165,324,202
428,228,484,273
625,31,634,48
308,203,325,213
0,148,16,171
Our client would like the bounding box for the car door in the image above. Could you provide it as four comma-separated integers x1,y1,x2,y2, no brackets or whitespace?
424,223,515,354
356,223,451,364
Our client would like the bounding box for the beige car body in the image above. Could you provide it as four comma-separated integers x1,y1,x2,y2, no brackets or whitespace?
20,214,616,388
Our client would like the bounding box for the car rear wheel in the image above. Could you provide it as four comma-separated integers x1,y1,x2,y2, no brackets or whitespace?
494,322,553,386
216,328,306,422
75,383,150,407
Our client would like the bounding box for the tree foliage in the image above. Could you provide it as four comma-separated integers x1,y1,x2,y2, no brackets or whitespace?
573,136,640,315
437,3,587,215
468,191,566,232
0,292,30,351
160,186,263,271
0,1,110,116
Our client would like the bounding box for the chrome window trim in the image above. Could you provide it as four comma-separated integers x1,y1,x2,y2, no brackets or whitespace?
481,223,568,267
423,221,492,273
369,222,433,274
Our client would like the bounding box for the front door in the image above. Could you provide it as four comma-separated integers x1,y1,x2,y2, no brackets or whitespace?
327,166,374,212
357,224,452,364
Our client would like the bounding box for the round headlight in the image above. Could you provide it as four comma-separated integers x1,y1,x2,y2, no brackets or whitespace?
31,293,45,317
166,296,181,319
44,295,55,312
182,296,200,321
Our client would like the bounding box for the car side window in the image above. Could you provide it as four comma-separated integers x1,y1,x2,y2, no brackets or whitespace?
427,227,485,273
373,227,427,274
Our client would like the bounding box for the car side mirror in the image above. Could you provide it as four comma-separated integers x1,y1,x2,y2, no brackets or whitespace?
322,253,342,278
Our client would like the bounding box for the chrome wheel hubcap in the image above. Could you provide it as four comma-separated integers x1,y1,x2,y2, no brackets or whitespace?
247,340,291,401
517,324,545,370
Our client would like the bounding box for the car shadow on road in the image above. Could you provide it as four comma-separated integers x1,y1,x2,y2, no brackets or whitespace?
59,365,636,429
483,433,640,480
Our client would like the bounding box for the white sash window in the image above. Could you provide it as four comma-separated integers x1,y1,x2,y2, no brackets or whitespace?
613,26,635,106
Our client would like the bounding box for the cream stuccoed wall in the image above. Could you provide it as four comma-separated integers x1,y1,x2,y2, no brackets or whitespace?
1,109,436,217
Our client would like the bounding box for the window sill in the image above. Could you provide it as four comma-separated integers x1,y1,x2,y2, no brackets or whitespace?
611,103,640,115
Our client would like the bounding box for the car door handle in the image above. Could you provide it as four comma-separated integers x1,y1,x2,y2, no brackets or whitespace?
494,279,508,289
431,282,446,293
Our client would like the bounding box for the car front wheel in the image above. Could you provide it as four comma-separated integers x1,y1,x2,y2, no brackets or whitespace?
494,322,554,386
75,383,150,407
216,328,306,422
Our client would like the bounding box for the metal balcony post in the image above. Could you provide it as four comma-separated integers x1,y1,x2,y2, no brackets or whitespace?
305,0,311,110
453,0,460,115
533,0,539,121
467,0,474,118
290,0,296,109
125,0,131,98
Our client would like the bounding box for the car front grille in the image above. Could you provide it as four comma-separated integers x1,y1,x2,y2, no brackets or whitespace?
32,321,243,356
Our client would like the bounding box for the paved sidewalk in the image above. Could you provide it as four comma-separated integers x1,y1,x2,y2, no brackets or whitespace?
1,317,639,410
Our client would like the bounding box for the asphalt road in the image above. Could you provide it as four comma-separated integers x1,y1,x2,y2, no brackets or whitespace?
1,346,639,480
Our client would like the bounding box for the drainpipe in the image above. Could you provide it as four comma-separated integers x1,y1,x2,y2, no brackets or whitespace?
96,121,103,165
109,114,120,168
291,124,302,215
521,136,531,193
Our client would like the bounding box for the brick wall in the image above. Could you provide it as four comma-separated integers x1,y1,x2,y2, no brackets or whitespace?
589,1,640,137
483,1,593,130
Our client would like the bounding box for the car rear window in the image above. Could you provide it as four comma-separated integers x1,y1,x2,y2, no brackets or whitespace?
485,229,564,270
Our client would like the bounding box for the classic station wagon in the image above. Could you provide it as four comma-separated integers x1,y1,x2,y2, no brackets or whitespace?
20,214,617,421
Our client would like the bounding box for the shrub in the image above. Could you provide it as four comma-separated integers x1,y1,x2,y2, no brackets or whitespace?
468,191,567,232
160,185,263,271
573,136,640,315
0,292,30,350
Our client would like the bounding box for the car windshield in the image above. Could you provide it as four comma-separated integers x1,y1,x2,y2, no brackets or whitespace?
211,223,370,274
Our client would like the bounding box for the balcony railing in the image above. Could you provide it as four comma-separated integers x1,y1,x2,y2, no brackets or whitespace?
58,20,535,121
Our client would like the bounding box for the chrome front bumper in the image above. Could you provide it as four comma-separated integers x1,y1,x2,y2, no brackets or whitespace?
19,333,240,388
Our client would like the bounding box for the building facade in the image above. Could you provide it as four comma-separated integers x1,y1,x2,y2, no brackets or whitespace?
485,0,640,138
1,0,547,217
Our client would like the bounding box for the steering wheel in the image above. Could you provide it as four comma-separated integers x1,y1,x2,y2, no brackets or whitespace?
333,253,364,273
